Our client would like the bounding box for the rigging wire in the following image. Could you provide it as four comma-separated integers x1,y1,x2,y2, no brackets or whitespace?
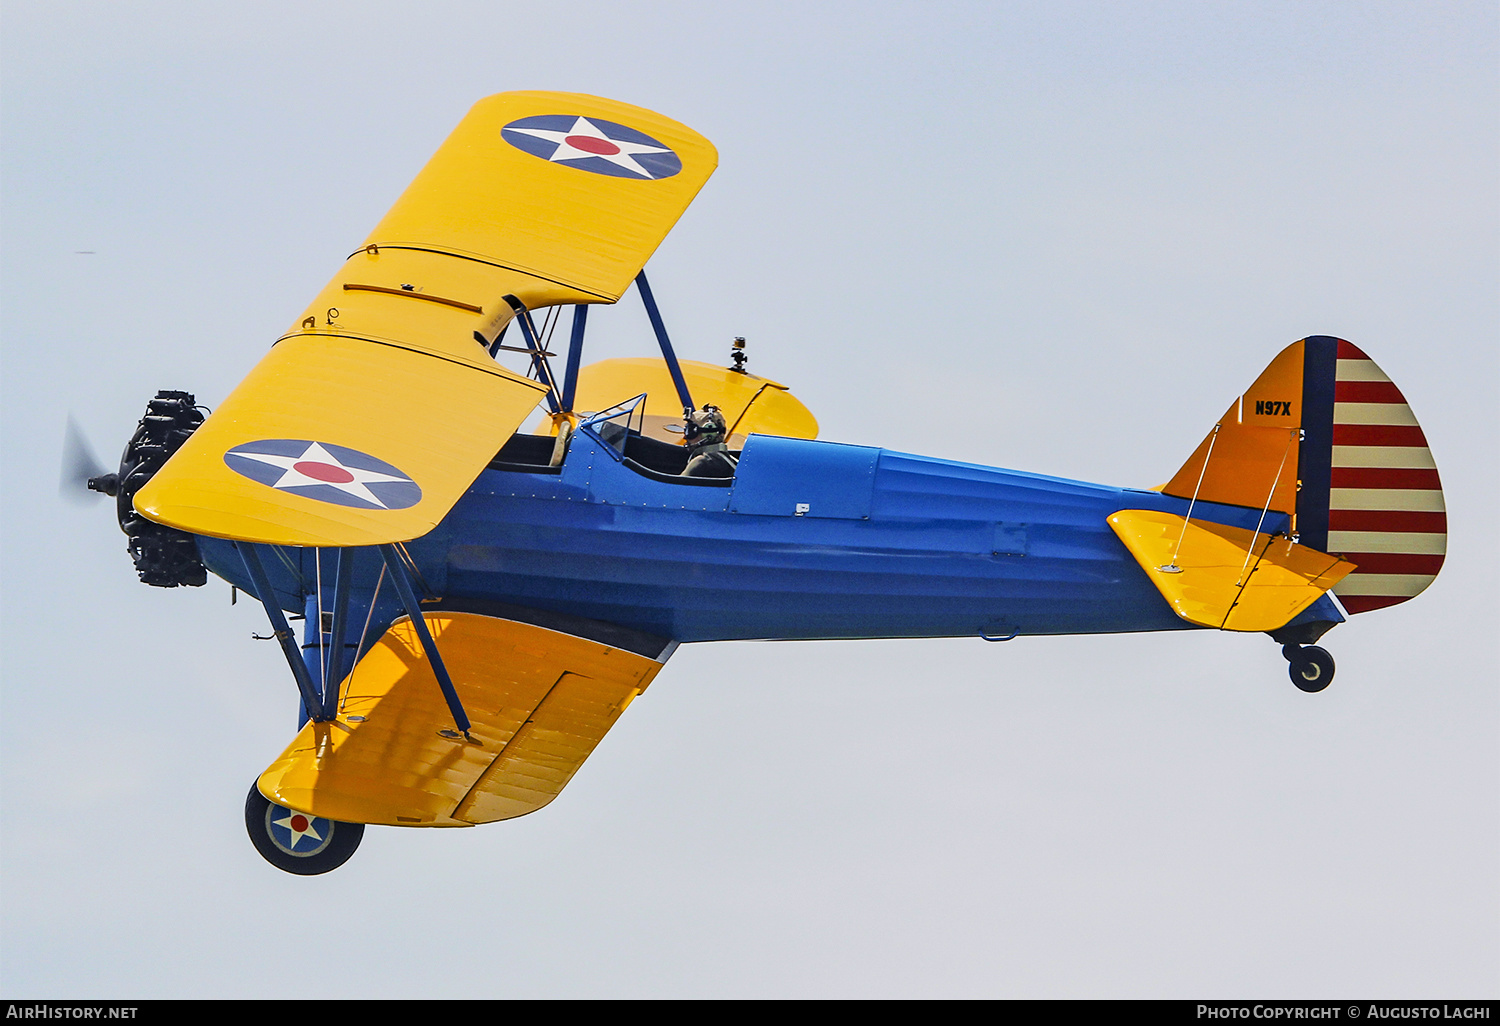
394,541,434,599
342,561,385,714
269,545,310,593
1236,428,1300,586
1164,423,1221,571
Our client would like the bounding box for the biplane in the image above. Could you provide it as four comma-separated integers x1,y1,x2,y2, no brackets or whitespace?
67,92,1445,874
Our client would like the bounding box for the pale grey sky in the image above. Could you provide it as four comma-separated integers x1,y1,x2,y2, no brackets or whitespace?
3,0,1495,997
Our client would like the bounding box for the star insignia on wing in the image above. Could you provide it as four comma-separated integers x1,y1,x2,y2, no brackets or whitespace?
228,441,409,509
505,116,674,179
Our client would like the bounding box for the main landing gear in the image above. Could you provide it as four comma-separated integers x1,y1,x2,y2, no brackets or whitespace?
245,784,364,875
1282,644,1335,693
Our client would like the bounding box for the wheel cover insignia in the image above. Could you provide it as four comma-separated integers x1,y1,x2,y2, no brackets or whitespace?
266,803,335,857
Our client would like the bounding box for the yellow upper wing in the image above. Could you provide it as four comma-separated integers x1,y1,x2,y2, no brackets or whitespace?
133,92,718,546
362,91,719,306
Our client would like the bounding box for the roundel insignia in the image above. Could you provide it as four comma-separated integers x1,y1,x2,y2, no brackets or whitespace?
501,115,682,180
266,802,334,858
223,440,422,511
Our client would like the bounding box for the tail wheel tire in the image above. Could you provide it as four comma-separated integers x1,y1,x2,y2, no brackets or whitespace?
245,783,364,875
1286,645,1335,693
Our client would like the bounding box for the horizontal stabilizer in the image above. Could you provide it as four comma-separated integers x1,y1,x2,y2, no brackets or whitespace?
257,610,673,826
1108,509,1356,632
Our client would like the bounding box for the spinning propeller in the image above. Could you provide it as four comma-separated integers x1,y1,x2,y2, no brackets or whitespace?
60,415,118,503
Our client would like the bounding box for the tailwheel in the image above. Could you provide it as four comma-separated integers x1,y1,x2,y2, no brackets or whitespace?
245,783,364,875
1282,644,1335,693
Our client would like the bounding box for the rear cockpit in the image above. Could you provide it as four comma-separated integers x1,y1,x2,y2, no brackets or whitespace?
486,394,739,485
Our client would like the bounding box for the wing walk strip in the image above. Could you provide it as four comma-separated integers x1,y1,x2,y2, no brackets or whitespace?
1325,340,1444,613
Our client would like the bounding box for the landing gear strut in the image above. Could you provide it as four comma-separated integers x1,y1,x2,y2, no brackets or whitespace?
1282,644,1335,693
245,784,364,875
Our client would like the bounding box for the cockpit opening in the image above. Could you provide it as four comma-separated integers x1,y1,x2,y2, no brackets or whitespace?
487,394,738,486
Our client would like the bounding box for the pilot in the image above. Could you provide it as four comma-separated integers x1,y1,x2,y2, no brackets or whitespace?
682,405,737,478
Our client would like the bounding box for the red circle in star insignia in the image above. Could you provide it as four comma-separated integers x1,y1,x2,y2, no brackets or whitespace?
565,134,621,155
292,461,356,484
291,814,309,832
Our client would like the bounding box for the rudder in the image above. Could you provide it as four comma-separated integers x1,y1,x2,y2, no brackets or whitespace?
1319,338,1446,613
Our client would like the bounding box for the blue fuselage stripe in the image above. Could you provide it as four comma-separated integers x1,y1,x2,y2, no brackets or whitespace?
197,432,1293,644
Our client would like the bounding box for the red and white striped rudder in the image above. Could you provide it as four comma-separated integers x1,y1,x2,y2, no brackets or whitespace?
1324,339,1445,613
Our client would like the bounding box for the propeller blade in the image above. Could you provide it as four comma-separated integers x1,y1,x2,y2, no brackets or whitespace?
61,415,113,504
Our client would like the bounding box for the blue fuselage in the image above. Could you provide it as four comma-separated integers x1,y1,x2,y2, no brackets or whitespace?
197,427,1319,646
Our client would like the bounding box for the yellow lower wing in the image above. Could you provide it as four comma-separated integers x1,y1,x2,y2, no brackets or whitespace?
257,610,673,826
1108,509,1356,632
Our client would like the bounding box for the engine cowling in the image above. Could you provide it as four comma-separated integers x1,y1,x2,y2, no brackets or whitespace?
112,391,209,588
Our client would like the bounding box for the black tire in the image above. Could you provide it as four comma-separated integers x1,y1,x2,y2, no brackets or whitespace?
245,783,364,875
1287,645,1335,693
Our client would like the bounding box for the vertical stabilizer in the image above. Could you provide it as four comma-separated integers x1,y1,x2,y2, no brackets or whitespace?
1162,337,1444,615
